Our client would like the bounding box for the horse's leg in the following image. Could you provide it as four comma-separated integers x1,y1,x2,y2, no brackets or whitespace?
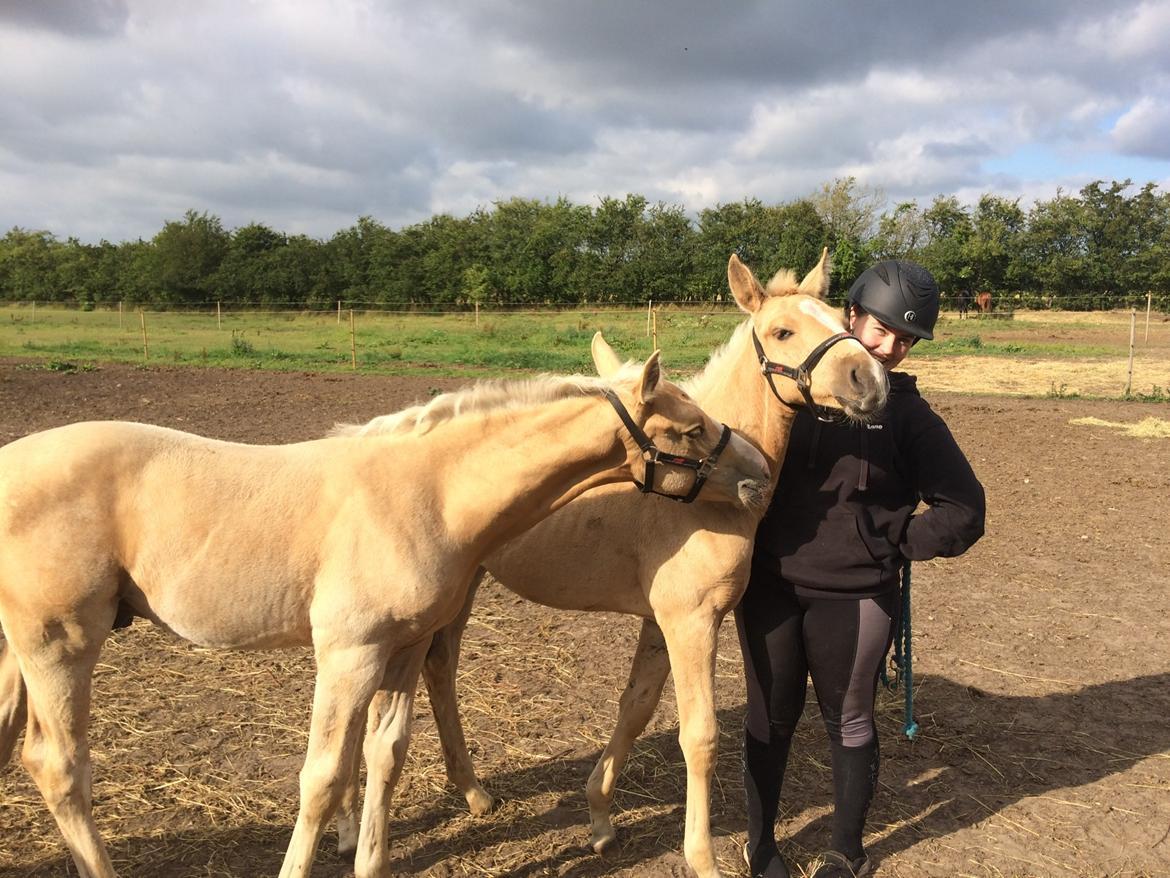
658,608,724,878
586,617,671,854
10,604,116,878
278,641,389,878
421,568,493,814
334,720,363,859
0,634,28,768
352,640,429,878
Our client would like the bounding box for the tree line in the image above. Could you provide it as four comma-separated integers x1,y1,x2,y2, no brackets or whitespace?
2,178,1167,311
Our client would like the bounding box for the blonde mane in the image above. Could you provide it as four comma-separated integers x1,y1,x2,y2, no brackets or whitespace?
682,319,753,401
332,364,643,438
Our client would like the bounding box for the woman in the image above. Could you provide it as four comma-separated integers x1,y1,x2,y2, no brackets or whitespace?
737,260,986,878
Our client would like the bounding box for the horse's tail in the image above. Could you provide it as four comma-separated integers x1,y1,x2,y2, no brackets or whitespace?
0,632,28,769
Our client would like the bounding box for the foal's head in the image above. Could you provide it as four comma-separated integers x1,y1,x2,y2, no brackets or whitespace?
728,250,888,421
592,333,770,511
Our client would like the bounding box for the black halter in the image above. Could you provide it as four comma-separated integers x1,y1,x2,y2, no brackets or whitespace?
603,389,733,503
751,330,863,423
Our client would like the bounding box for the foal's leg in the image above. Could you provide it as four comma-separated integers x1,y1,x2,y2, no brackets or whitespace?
352,640,429,878
278,641,389,878
421,568,493,814
0,634,28,768
658,608,725,878
12,606,116,878
334,723,363,858
586,617,671,853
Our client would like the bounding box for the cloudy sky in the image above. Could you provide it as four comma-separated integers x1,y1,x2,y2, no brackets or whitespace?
2,0,1169,244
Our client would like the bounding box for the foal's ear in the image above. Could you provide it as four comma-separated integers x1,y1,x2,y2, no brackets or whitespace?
591,331,624,378
637,350,662,404
798,247,832,299
728,254,767,315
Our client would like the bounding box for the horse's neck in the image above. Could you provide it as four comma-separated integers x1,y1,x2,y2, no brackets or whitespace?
692,335,796,480
388,395,627,552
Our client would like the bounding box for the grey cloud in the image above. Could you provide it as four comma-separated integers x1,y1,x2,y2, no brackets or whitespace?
1,0,1168,243
0,0,128,37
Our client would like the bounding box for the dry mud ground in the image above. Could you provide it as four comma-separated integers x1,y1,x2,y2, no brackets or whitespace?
0,361,1168,878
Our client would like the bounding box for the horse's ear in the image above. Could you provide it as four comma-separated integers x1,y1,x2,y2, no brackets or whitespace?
637,350,662,404
591,332,623,378
728,254,768,315
798,247,832,299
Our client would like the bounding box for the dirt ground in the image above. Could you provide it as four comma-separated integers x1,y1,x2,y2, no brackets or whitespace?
0,360,1168,878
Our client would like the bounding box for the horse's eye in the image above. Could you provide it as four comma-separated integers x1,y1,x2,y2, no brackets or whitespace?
773,328,794,341
685,425,705,439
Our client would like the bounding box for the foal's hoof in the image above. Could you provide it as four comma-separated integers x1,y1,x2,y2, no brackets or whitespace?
465,786,495,816
590,828,618,855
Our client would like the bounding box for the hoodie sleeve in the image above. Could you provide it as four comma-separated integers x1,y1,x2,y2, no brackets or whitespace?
897,402,986,561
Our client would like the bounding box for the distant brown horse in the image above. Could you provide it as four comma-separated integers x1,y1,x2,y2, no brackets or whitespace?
0,341,771,878
975,290,993,314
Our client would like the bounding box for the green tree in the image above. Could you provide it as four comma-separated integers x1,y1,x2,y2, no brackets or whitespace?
691,199,772,300
765,199,827,282
634,201,695,303
213,223,289,305
965,195,1025,294
919,195,973,296
871,201,927,261
151,210,230,306
1020,191,1092,306
0,228,62,301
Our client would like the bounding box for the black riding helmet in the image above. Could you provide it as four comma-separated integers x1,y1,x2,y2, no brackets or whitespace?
847,260,939,341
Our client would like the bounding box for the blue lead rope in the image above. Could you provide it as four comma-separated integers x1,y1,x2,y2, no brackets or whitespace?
880,562,919,740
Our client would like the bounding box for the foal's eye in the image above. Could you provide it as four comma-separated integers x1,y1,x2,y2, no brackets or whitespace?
773,328,794,341
685,425,705,439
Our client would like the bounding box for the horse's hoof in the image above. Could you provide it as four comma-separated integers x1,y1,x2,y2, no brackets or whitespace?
591,829,618,855
466,786,494,816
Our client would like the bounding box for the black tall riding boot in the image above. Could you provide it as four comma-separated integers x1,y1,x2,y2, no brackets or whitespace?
743,727,792,878
828,738,880,862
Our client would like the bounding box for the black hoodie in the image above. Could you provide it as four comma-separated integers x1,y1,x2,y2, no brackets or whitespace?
755,371,985,598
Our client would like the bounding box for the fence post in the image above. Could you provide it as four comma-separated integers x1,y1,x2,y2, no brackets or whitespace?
1124,308,1136,396
140,311,149,360
349,309,357,370
1146,292,1152,343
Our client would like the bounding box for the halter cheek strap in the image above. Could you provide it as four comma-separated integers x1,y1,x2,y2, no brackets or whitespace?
603,389,733,504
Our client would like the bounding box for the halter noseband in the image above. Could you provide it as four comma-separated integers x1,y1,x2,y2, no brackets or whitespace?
603,389,733,503
751,330,864,423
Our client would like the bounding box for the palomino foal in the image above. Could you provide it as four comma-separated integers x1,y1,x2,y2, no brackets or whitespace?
363,252,889,878
0,338,769,878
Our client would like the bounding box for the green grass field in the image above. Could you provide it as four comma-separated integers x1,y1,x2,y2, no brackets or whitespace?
0,303,1157,379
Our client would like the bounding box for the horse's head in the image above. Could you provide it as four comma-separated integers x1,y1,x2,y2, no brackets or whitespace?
591,333,770,512
728,249,888,422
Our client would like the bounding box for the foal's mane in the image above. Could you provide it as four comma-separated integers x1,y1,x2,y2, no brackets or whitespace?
331,364,643,438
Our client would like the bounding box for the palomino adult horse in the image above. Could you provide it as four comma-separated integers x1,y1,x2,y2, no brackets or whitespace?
0,339,770,878
353,252,890,878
